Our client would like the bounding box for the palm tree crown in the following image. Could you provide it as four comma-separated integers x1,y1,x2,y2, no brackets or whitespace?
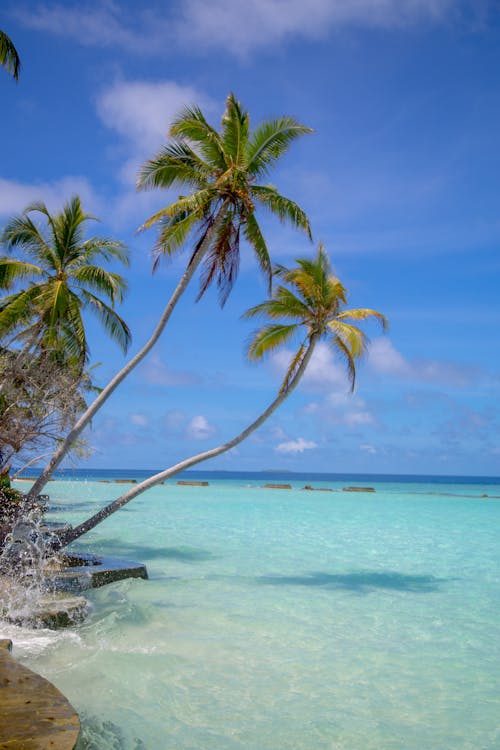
0,30,21,81
0,196,131,365
245,245,388,393
138,92,313,304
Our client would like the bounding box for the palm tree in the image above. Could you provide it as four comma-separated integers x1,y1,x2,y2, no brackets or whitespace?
0,196,131,367
0,30,21,81
57,246,387,548
26,93,312,501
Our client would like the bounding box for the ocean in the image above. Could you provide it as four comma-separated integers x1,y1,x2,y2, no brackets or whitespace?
4,470,500,749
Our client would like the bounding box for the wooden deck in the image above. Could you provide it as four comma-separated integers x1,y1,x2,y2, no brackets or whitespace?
0,639,80,749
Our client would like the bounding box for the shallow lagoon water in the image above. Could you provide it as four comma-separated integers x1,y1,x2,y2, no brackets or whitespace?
4,474,500,749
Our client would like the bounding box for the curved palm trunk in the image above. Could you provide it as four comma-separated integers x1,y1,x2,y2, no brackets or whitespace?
58,336,318,547
26,206,229,503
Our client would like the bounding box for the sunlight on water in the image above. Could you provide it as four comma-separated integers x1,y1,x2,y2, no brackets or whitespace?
4,475,500,749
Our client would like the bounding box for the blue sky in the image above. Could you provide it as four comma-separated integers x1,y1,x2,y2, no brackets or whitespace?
1,0,499,476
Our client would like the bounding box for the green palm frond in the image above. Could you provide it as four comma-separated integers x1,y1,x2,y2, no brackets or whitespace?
0,30,21,81
0,196,130,364
0,287,43,340
72,265,127,303
169,105,226,168
151,211,205,263
138,93,312,304
1,214,56,268
245,245,387,393
79,289,131,353
0,258,45,288
248,323,300,361
140,189,216,232
244,288,310,321
221,92,250,167
242,212,271,286
251,185,312,239
246,118,313,176
79,237,129,267
137,141,212,191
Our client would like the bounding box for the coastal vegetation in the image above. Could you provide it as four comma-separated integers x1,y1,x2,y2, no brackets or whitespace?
25,93,313,503
0,93,386,554
0,197,130,541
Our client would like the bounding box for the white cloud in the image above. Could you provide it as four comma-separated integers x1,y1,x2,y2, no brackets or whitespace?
360,443,377,455
17,0,466,58
275,437,317,455
96,80,214,183
186,415,216,440
141,355,201,387
177,0,458,55
130,413,149,427
0,176,99,218
368,338,476,387
272,342,350,393
326,392,377,426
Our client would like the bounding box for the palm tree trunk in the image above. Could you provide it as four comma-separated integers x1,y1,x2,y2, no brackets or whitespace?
58,336,318,548
26,204,229,503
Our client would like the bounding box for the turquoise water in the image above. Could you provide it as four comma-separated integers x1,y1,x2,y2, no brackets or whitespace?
4,473,500,749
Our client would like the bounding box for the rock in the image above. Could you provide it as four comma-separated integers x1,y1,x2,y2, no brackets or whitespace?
342,486,376,493
263,483,292,490
176,480,209,487
301,486,334,492
0,577,89,630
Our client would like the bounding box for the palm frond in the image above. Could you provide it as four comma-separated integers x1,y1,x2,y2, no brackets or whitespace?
243,288,309,321
327,320,368,359
251,185,312,239
1,213,56,268
221,92,250,167
140,188,216,231
0,30,21,81
151,210,205,264
0,287,43,339
197,211,241,305
246,118,312,177
72,265,128,304
248,323,300,361
0,258,45,289
79,290,131,353
137,140,212,191
169,105,226,168
242,212,272,288
329,334,357,392
79,237,129,267
338,308,389,331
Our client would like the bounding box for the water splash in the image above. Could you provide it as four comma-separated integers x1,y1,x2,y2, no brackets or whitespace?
0,506,60,625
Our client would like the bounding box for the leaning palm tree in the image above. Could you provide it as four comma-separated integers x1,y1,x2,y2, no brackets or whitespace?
0,196,131,367
26,93,312,501
0,30,21,81
57,246,387,548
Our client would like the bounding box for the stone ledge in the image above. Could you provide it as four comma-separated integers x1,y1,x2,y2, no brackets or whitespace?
0,640,80,749
45,554,148,593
